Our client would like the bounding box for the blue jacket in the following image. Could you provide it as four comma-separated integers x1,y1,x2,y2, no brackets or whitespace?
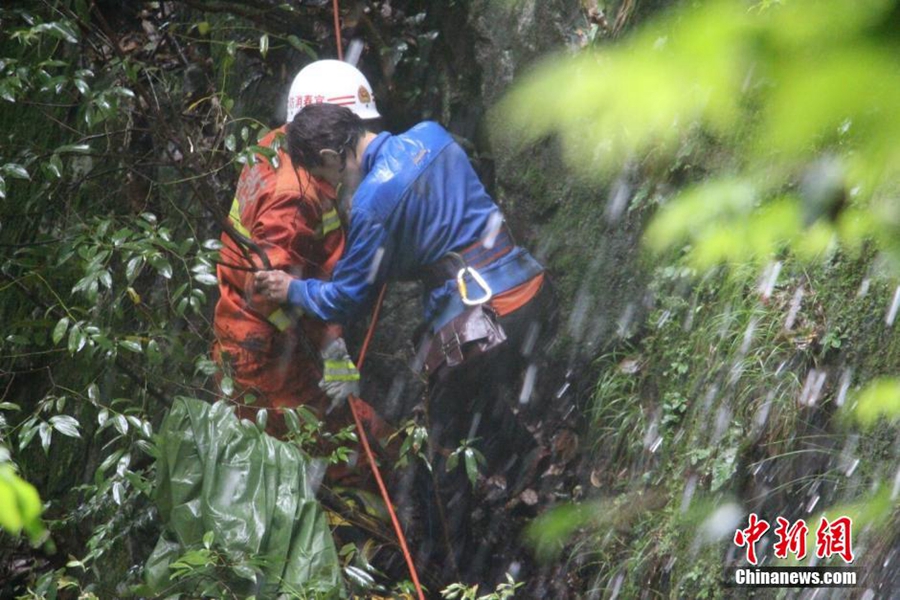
288,121,543,328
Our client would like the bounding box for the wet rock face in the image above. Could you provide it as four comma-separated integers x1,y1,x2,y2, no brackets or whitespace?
469,0,582,109
467,0,651,358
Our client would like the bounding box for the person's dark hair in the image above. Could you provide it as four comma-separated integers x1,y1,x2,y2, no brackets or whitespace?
286,103,366,169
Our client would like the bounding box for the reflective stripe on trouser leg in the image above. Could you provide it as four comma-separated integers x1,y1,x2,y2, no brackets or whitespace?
267,306,305,331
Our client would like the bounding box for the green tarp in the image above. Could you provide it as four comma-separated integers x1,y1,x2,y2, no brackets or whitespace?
144,397,344,598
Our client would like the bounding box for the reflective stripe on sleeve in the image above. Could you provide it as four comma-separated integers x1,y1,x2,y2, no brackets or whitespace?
323,359,360,381
315,208,341,239
228,197,251,238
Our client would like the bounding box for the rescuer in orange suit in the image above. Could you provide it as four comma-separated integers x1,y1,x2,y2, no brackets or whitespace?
213,60,386,440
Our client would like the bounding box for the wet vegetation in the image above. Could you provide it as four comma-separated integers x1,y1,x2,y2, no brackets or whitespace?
3,0,900,598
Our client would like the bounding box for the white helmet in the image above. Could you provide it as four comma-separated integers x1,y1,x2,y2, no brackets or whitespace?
285,59,380,123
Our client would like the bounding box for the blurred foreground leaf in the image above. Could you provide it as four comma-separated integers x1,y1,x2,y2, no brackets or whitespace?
0,463,45,543
849,377,900,427
493,0,900,269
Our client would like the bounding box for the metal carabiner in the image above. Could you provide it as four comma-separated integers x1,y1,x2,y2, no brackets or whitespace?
457,265,493,306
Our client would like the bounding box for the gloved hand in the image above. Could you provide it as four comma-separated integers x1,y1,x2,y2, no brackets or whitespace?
319,337,360,412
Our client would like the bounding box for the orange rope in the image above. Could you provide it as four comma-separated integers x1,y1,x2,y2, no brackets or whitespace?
349,284,425,600
356,284,387,370
332,0,344,60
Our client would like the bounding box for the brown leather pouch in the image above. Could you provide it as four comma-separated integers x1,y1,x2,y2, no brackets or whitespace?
422,304,507,378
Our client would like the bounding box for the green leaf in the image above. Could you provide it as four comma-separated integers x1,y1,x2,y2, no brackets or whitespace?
464,448,480,486
86,383,99,404
52,317,69,345
220,376,234,396
524,502,592,561
67,325,86,354
38,422,52,454
259,34,269,58
125,256,143,281
113,415,129,435
114,86,134,99
98,449,123,474
851,378,900,427
256,409,268,431
296,406,320,426
287,35,317,59
284,408,301,434
193,272,217,286
0,82,15,104
203,530,214,549
0,403,20,411
2,163,29,180
146,339,162,365
171,281,189,301
119,339,142,353
86,278,99,303
18,422,38,451
42,21,79,43
111,229,131,247
41,158,61,180
6,334,29,346
148,254,172,279
197,21,210,35
133,440,155,460
446,451,459,473
49,154,62,176
56,143,91,154
0,464,44,542
116,452,132,476
50,415,81,439
195,357,219,376
112,481,124,505
99,269,112,290
97,408,108,428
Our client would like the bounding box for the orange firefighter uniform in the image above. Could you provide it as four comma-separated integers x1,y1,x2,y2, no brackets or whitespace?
214,127,380,439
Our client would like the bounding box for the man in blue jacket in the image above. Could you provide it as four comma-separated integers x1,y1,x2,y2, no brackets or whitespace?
255,103,557,579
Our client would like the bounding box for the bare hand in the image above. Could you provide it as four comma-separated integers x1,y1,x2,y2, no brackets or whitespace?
254,270,293,303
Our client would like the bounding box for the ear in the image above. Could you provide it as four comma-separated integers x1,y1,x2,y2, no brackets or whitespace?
319,148,342,166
